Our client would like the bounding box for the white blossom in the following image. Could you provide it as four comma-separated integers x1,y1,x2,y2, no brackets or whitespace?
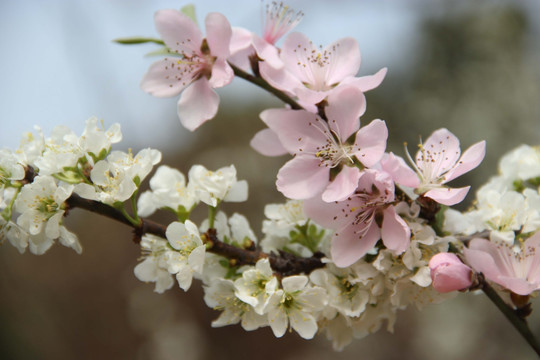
260,200,329,257
234,258,278,314
499,144,540,182
15,126,45,166
456,181,532,244
78,117,122,158
188,164,247,207
134,234,175,294
15,175,71,238
0,149,25,187
201,211,257,247
265,275,327,339
203,278,267,330
13,175,81,254
137,165,198,217
33,126,82,175
75,148,161,204
166,220,206,291
310,265,371,318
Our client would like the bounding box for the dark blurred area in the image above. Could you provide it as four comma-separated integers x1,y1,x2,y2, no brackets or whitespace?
2,3,540,360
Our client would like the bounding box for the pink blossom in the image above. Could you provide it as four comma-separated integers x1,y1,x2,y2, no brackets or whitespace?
228,2,302,72
259,32,386,111
304,169,410,268
429,253,473,293
464,233,540,296
257,86,388,202
384,128,486,206
262,2,303,45
141,9,233,131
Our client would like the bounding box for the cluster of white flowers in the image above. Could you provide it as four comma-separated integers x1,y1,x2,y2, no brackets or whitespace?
445,145,540,244
133,192,457,349
0,118,161,254
137,164,248,220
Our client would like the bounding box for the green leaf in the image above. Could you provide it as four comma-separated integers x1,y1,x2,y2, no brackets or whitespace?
180,4,197,25
218,259,241,280
288,221,325,253
113,37,165,45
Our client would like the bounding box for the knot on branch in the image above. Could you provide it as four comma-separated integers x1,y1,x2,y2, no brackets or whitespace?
203,228,325,276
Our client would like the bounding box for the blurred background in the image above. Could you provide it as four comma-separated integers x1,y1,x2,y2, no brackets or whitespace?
1,0,540,359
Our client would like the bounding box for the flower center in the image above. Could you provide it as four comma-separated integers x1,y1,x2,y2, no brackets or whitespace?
36,196,59,218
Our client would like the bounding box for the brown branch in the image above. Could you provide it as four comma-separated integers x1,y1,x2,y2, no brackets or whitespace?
65,193,324,276
479,275,540,357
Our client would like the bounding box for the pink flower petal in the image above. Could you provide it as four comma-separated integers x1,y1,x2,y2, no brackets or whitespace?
281,32,316,84
322,166,361,202
177,78,219,131
155,9,202,55
429,253,473,293
259,61,303,96
340,67,387,92
444,140,486,182
356,169,394,200
250,129,287,156
417,128,461,176
465,235,540,295
208,58,233,88
303,196,344,229
429,252,462,269
276,156,329,199
353,119,388,167
260,108,324,154
424,186,470,206
140,59,192,97
464,238,511,278
497,276,539,296
230,27,252,54
380,206,410,254
526,232,540,281
464,246,500,278
205,12,232,58
227,45,252,72
252,35,283,69
326,86,365,140
332,221,380,268
380,152,420,188
294,87,329,106
324,37,361,86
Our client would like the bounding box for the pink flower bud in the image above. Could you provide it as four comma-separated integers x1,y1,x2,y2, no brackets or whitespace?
429,253,473,293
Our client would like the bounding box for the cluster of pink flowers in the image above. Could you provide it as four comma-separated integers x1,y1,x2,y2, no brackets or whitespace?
139,4,490,271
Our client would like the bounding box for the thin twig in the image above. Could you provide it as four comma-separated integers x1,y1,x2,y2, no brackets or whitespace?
229,63,303,110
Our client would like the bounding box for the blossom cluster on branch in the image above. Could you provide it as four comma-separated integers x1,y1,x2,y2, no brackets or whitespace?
2,2,540,354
